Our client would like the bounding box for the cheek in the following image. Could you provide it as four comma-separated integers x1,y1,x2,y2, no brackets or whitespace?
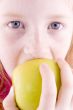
51,40,71,59
0,42,20,77
50,31,72,58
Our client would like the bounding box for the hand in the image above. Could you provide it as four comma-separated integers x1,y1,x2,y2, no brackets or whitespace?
37,58,73,110
3,59,73,110
3,87,19,110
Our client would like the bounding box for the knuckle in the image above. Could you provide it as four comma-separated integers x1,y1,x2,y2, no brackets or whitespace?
3,99,7,108
63,76,73,89
3,95,10,108
64,80,73,89
49,87,57,98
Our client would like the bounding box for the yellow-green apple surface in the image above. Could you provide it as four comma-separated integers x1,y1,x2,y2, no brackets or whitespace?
12,58,61,110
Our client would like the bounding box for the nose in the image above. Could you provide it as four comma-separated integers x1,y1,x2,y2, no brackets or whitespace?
21,23,53,59
24,29,45,56
18,29,53,64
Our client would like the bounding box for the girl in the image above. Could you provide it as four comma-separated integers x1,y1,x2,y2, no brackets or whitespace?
0,0,73,109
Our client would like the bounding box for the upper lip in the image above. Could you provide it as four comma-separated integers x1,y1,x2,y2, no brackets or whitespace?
19,54,53,64
18,48,54,64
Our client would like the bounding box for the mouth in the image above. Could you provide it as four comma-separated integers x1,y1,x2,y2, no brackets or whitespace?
17,49,54,65
18,55,53,65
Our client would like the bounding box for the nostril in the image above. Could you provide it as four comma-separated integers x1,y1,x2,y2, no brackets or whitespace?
23,46,34,55
24,47,30,54
23,46,40,59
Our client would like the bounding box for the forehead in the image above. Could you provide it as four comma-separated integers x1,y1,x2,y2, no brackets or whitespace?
0,0,72,19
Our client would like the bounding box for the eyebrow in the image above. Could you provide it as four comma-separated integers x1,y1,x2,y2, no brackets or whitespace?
2,13,73,20
47,15,73,19
2,13,24,19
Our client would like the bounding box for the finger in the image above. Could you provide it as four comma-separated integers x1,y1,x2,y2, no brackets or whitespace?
37,64,57,110
70,96,73,110
3,86,19,110
56,59,73,110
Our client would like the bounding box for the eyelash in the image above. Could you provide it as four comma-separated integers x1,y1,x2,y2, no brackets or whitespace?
7,21,25,29
7,21,64,32
48,22,64,30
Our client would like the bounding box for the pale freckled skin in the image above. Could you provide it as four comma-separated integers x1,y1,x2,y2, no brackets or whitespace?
0,0,73,110
0,0,73,78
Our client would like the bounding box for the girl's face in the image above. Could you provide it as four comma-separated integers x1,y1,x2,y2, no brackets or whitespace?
0,0,73,77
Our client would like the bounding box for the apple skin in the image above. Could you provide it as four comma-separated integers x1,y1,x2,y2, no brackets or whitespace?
12,59,61,110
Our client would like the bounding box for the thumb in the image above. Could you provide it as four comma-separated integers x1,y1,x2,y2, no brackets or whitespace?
3,86,19,110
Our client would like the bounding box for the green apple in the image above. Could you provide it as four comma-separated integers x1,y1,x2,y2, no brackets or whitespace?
12,58,61,110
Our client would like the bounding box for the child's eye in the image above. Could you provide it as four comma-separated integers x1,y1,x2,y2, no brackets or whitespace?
7,21,25,29
48,22,63,30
